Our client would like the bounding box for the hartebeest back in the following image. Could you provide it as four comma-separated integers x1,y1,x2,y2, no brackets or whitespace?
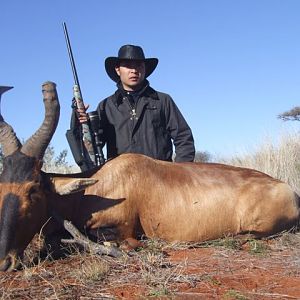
0,82,299,272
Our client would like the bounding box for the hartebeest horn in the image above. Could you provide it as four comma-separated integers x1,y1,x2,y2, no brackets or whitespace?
0,86,22,156
21,81,60,159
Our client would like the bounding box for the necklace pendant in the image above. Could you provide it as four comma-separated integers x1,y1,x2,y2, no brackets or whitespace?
131,109,136,117
130,108,138,120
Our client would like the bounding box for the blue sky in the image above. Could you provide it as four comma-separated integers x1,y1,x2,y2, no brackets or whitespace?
1,1,299,163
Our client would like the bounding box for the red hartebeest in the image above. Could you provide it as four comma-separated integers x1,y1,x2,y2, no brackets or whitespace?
0,82,299,271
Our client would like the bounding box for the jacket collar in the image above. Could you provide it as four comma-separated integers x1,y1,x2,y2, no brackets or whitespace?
113,80,159,106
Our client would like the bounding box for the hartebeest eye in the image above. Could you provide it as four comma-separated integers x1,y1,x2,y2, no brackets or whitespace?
27,183,41,200
28,184,39,194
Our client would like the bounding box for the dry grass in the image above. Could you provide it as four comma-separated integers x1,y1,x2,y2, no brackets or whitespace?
0,236,197,299
1,232,300,299
221,131,300,194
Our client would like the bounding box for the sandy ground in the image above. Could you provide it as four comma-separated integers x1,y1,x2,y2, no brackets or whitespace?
1,233,300,299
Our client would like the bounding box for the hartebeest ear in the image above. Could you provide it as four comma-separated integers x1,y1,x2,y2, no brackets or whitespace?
48,177,98,195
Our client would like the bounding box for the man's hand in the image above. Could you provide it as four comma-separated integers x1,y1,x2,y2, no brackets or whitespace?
77,104,90,123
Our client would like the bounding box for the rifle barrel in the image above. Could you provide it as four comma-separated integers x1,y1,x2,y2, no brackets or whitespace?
62,22,81,90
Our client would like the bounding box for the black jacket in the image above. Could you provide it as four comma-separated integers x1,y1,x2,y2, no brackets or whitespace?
97,82,195,162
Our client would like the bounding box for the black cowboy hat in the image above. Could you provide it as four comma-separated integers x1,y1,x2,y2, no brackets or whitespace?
105,45,159,82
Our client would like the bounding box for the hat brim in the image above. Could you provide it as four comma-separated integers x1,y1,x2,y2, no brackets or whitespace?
105,57,158,82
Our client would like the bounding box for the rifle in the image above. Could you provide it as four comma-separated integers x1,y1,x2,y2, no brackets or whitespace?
63,22,105,169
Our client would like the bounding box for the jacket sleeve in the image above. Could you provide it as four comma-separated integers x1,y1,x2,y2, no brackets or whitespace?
164,95,195,162
96,99,109,147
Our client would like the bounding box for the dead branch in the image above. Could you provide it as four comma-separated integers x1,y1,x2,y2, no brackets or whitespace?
61,220,124,258
50,211,124,258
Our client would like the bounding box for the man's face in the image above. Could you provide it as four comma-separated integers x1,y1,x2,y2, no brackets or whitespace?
115,60,146,91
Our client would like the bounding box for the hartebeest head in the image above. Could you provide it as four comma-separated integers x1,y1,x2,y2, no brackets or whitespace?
0,82,61,271
0,82,98,272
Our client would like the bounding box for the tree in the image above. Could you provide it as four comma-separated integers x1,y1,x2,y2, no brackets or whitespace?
54,149,68,167
278,106,300,121
42,144,76,173
194,151,211,162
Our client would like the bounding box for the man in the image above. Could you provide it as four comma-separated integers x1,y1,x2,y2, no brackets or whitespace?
76,44,195,164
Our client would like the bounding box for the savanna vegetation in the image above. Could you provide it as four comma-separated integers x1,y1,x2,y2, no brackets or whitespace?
222,132,300,195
